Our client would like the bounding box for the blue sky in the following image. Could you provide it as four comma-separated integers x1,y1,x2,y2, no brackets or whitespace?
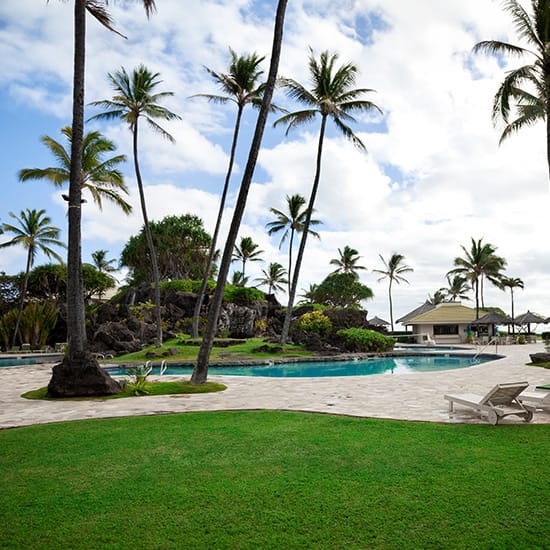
1,0,549,326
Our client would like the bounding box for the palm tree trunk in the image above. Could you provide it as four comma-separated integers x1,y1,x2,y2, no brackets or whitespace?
11,249,32,348
280,115,327,344
66,0,87,358
191,106,244,338
191,0,287,384
510,287,515,335
545,56,550,180
287,228,294,296
474,278,480,319
388,278,394,332
132,120,162,346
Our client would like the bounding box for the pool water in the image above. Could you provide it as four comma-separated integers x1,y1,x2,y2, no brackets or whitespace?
0,354,61,367
105,354,497,378
395,345,470,351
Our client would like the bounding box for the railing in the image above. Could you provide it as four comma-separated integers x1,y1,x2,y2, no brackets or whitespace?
159,360,167,376
473,337,499,361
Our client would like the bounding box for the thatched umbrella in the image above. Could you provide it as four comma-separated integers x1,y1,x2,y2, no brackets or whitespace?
514,311,546,334
369,316,390,327
470,311,514,338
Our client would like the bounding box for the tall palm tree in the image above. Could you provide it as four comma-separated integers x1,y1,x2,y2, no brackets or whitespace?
499,275,524,334
274,49,382,343
266,193,321,294
330,245,367,275
232,236,264,280
256,262,288,295
52,0,155,397
89,64,181,346
373,253,413,332
191,0,288,385
190,50,269,338
473,0,550,179
91,249,117,274
440,274,471,302
447,237,507,318
18,126,131,214
0,209,65,347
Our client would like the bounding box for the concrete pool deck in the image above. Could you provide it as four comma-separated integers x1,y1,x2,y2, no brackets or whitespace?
0,343,549,429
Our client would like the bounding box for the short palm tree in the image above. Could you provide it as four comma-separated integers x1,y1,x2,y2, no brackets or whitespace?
440,274,471,302
190,49,269,338
232,237,264,281
297,283,319,305
330,245,366,275
91,249,117,274
0,209,65,347
265,193,321,294
18,126,131,214
255,262,288,295
473,0,550,179
499,275,524,334
274,49,382,343
447,238,507,318
373,253,413,332
89,64,181,346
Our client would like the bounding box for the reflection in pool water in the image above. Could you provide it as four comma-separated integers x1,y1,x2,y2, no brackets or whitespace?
105,353,498,378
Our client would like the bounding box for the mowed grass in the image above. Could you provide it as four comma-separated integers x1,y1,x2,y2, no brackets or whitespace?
109,336,311,364
1,411,549,549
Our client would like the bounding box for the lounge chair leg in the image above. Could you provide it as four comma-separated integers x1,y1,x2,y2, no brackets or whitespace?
487,410,499,425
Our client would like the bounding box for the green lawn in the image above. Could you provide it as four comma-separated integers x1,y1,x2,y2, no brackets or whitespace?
1,411,549,549
108,336,311,364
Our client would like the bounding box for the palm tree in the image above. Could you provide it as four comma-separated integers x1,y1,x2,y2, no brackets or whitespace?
0,209,65,347
373,253,413,332
330,245,366,275
232,236,264,280
297,283,319,305
191,0,288,385
256,262,288,295
473,0,550,179
266,193,321,294
89,64,181,346
91,249,117,274
52,0,154,397
440,274,471,302
190,50,269,338
499,275,524,334
427,290,446,305
447,237,507,318
18,126,131,214
274,49,382,343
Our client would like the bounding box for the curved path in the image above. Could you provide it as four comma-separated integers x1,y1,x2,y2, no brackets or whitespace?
1,344,549,429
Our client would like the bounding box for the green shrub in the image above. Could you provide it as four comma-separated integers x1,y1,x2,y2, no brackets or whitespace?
121,364,153,395
223,285,264,305
517,335,526,345
296,311,333,337
336,328,396,353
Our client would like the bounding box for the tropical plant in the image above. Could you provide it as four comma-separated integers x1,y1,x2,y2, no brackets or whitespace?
499,275,524,334
190,49,271,338
232,236,264,280
91,249,118,274
274,49,382,343
89,64,181,346
427,290,446,305
311,271,373,309
230,271,249,287
191,0,288,384
17,301,58,348
336,328,396,353
266,193,321,294
440,274,471,302
297,283,319,305
120,214,212,285
473,0,550,179
56,0,154,396
255,262,288,295
18,126,131,213
295,310,333,337
0,209,65,347
329,245,367,275
447,237,507,318
373,253,413,332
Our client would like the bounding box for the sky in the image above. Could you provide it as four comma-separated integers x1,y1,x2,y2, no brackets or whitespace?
0,0,549,329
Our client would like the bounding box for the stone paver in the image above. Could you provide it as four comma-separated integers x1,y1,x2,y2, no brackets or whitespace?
1,344,549,428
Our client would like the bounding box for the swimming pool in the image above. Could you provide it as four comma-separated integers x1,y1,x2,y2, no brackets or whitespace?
0,354,62,367
394,345,470,351
105,353,498,378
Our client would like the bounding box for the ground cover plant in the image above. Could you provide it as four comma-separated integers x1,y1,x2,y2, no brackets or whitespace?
1,411,548,549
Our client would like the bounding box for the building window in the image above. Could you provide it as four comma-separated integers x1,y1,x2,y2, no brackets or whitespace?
433,324,458,335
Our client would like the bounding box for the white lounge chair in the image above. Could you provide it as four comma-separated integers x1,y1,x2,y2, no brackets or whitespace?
519,389,550,411
444,382,535,425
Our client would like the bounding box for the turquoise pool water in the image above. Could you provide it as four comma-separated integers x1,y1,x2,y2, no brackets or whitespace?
105,353,497,378
0,354,61,367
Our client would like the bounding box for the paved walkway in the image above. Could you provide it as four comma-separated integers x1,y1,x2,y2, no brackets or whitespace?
1,344,549,429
